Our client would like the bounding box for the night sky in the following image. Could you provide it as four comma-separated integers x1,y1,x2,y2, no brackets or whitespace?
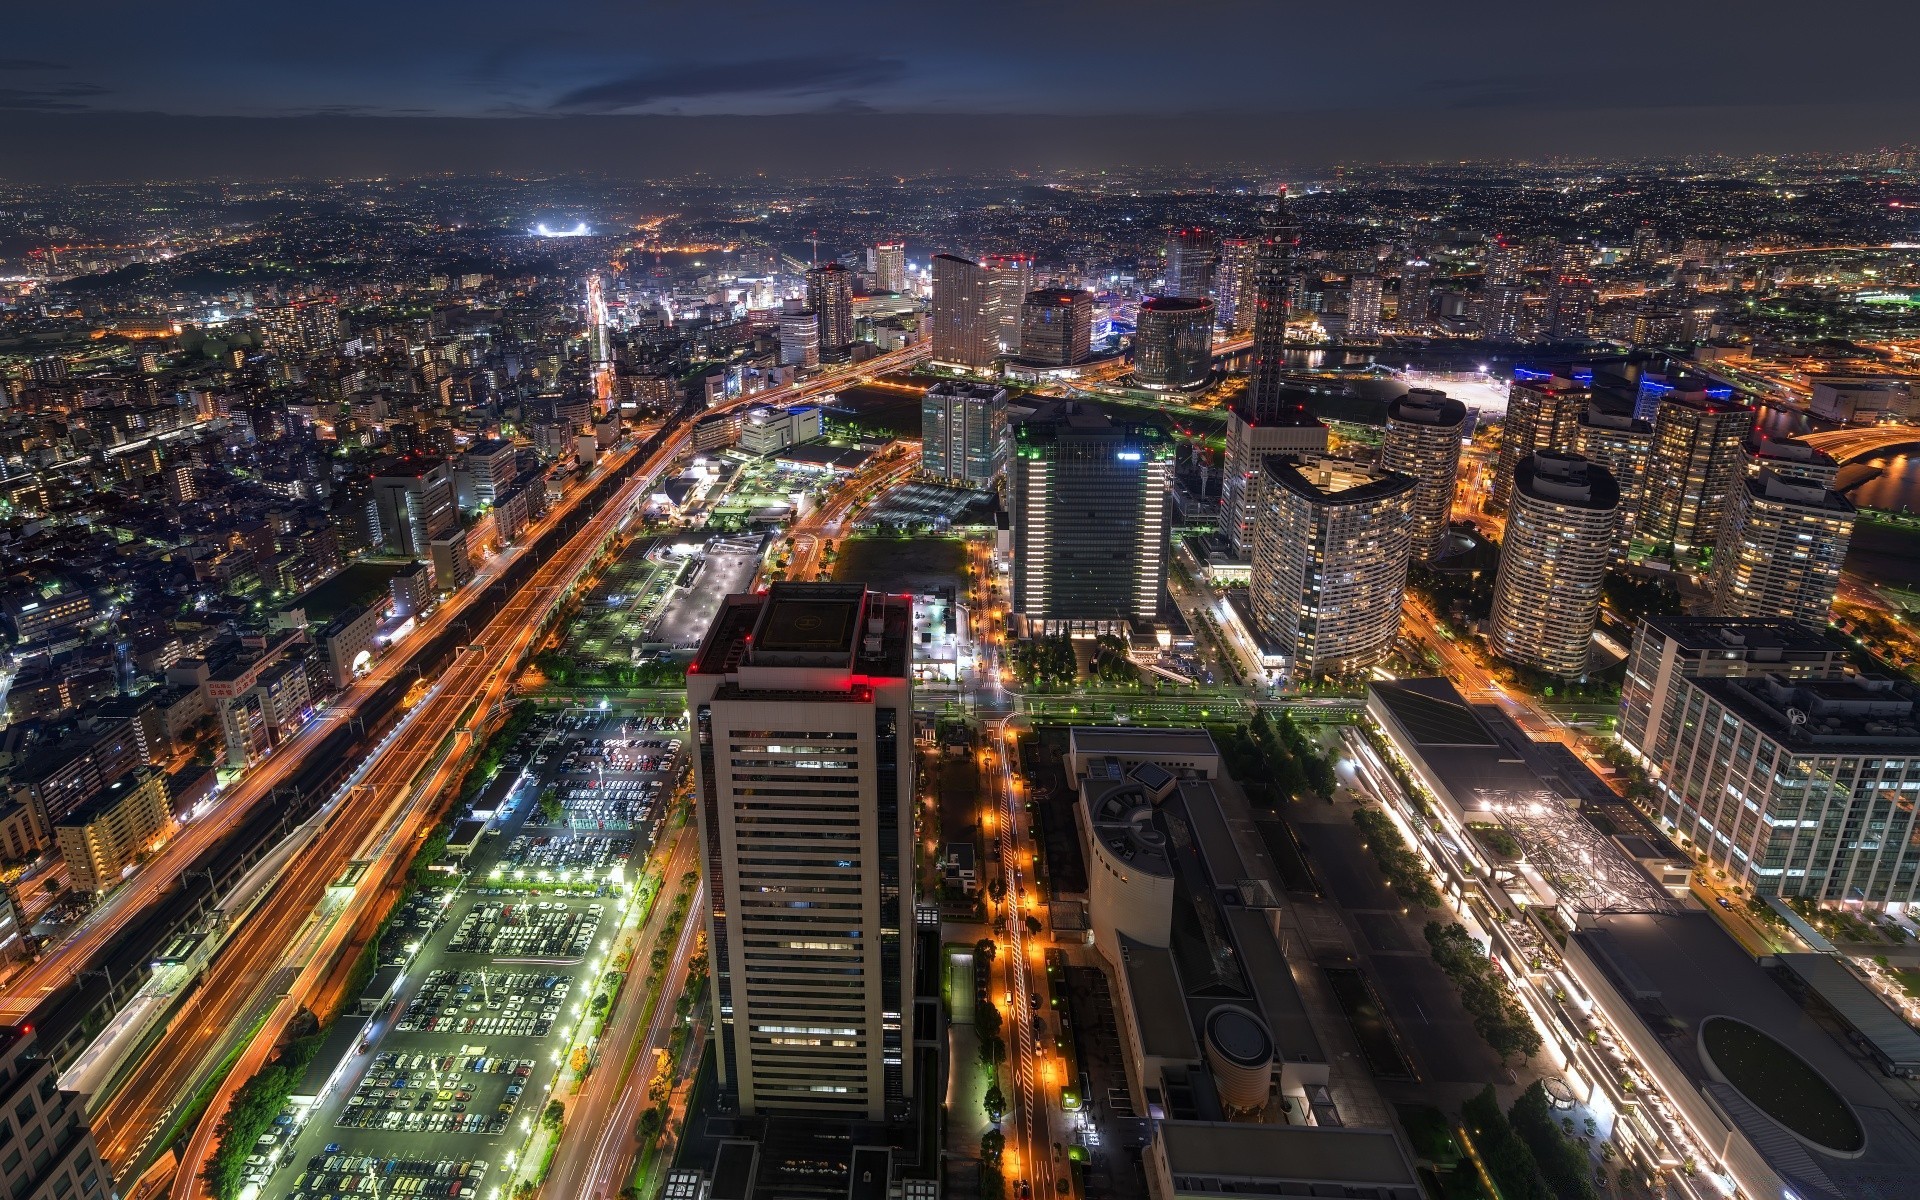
5,0,1920,179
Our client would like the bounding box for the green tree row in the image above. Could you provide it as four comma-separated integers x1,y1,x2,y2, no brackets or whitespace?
1352,809,1443,908
206,1020,327,1200
1426,922,1543,1064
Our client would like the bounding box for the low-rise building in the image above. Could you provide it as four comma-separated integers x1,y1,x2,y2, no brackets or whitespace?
55,767,170,893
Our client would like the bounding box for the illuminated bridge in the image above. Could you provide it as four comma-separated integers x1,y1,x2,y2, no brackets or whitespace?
1796,424,1920,464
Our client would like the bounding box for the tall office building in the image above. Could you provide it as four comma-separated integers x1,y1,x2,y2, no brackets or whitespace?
1244,193,1301,422
1491,369,1589,511
689,583,915,1120
920,380,1008,489
371,454,457,557
1214,238,1256,331
1396,261,1433,331
778,300,821,369
1573,401,1654,558
1250,455,1415,681
1346,275,1383,341
1221,406,1328,557
1381,389,1467,562
1010,404,1170,632
1639,392,1753,556
1164,228,1218,300
805,262,856,363
983,254,1035,355
1132,297,1214,390
1017,288,1094,367
1487,451,1619,678
1709,470,1856,626
929,254,994,370
872,241,907,294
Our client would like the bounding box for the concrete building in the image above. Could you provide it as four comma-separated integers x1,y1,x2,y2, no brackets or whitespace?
1618,616,1851,764
0,1027,111,1200
871,241,906,295
983,254,1035,356
1163,228,1218,301
1250,455,1414,681
207,632,313,767
55,767,170,893
463,437,518,508
316,602,383,688
1488,452,1619,678
1492,370,1588,512
1213,238,1256,332
1749,435,1840,488
371,454,457,558
738,406,823,457
1380,389,1466,561
804,263,855,363
778,303,820,369
919,381,1007,489
929,254,994,370
687,583,916,1120
1710,471,1856,627
1639,392,1753,557
1010,404,1170,633
1133,297,1215,391
1810,378,1913,425
1572,402,1653,557
1345,274,1383,340
1220,403,1328,558
1017,288,1094,367
428,530,474,592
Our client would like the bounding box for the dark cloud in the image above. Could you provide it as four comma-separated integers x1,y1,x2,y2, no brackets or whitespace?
0,59,68,72
549,57,907,113
0,82,108,112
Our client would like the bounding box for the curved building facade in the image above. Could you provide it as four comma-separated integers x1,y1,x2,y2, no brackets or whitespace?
1489,451,1619,678
1381,389,1466,561
1251,455,1415,681
1133,296,1215,391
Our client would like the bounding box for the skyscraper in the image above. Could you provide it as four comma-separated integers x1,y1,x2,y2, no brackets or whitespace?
1639,392,1753,556
1010,404,1170,632
258,299,342,357
983,254,1035,356
805,262,855,363
1396,261,1433,331
1250,455,1415,681
1488,451,1618,678
1346,274,1383,341
1549,276,1597,339
1709,470,1856,626
1573,401,1653,558
1221,405,1328,558
1132,297,1215,390
688,582,916,1120
778,300,821,368
1381,389,1466,562
1164,228,1218,300
920,380,1008,489
371,454,457,557
1017,288,1094,367
1215,238,1256,331
872,240,907,294
1244,193,1301,423
929,254,995,370
1492,369,1589,512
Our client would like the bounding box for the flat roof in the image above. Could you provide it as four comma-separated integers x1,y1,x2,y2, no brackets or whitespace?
753,584,865,655
1156,1121,1419,1196
1778,954,1920,1071
1069,726,1218,761
1120,936,1201,1063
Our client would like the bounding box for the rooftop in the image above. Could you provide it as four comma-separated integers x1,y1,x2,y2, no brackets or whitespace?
1260,454,1415,506
1695,673,1920,751
1155,1121,1420,1199
1636,615,1850,659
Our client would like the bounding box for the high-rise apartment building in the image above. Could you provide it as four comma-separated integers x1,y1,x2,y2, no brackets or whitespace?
1132,297,1214,390
983,254,1035,356
1250,455,1415,680
0,1027,109,1200
920,381,1008,489
688,582,916,1120
1346,275,1383,340
929,254,994,370
1709,470,1856,627
1221,406,1328,558
1396,261,1433,331
1010,404,1170,632
1215,238,1256,331
1573,402,1654,558
258,300,343,357
779,302,821,369
1480,282,1528,342
1164,228,1218,300
1549,276,1597,339
1381,389,1466,562
371,454,457,557
872,241,907,295
1492,370,1589,511
56,767,170,893
1017,288,1094,367
1488,451,1618,678
1639,392,1753,556
805,262,856,363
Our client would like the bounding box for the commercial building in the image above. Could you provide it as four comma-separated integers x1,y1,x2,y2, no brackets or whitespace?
1810,378,1913,425
1572,402,1653,557
1488,452,1619,678
804,262,855,364
1618,616,1850,764
1163,228,1218,301
1214,238,1255,331
1220,403,1327,558
919,381,1008,489
1492,369,1588,512
983,254,1035,355
777,303,820,369
1010,403,1170,633
687,583,916,1120
1250,455,1414,681
462,437,518,508
1709,471,1856,626
1638,392,1753,557
55,767,170,893
1380,389,1466,561
1017,288,1094,367
1242,194,1299,424
428,530,474,592
1133,297,1215,390
738,406,824,457
371,454,457,558
871,241,906,295
928,254,994,370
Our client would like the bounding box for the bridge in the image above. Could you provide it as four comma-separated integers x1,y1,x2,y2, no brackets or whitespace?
1796,424,1920,464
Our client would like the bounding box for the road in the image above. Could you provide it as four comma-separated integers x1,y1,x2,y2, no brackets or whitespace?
781,444,923,581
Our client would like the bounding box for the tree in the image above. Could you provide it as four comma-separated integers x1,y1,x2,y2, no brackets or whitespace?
975,937,998,966
1024,915,1043,936
980,1129,1005,1165
542,1099,565,1130
638,1108,663,1140
984,1083,1006,1122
